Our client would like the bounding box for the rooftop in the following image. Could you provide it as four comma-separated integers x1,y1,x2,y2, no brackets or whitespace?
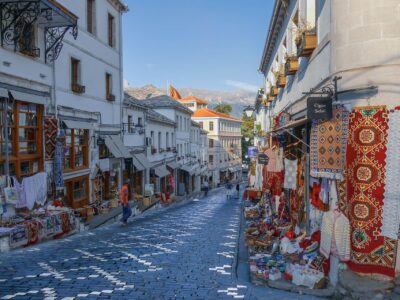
192,108,241,121
141,95,193,115
178,95,208,105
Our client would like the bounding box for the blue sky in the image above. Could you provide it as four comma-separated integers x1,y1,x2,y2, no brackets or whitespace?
122,0,274,92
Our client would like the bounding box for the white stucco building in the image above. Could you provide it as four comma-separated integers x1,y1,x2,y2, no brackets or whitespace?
0,0,128,208
192,108,242,187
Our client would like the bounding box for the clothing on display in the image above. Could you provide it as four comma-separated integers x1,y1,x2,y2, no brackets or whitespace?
283,159,297,190
381,107,400,240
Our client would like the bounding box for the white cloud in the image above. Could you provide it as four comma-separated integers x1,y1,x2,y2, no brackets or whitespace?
225,80,259,92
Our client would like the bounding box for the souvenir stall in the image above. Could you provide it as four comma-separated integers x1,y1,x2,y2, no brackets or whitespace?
244,100,400,294
0,172,78,252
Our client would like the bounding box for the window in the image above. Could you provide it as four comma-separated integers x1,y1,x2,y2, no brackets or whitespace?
87,0,95,34
150,131,154,146
209,139,214,148
209,121,214,131
108,13,114,47
166,132,169,148
0,102,43,178
18,22,38,57
171,133,174,147
65,175,89,208
71,58,84,93
137,117,142,127
209,155,214,165
199,121,203,129
127,115,133,133
158,132,161,150
106,73,114,101
64,129,89,171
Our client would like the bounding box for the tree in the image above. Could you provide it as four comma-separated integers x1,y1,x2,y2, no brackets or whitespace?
241,114,255,161
214,103,232,115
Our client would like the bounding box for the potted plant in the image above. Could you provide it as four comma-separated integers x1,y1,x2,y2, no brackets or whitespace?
277,65,287,88
285,54,299,75
294,21,317,57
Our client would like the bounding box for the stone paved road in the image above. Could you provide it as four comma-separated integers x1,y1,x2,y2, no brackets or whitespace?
0,189,319,300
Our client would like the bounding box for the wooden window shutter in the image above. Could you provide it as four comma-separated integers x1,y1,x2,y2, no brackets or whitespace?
71,58,78,84
105,73,110,97
108,14,114,47
87,0,94,33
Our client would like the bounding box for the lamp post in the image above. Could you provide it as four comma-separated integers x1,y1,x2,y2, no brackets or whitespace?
243,106,255,118
245,137,250,142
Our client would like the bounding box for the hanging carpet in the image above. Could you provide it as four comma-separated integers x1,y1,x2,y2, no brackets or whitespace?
45,116,58,161
310,105,349,180
346,106,397,277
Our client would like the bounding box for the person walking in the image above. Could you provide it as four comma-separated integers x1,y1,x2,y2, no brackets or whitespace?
203,180,209,197
236,183,240,199
120,179,132,226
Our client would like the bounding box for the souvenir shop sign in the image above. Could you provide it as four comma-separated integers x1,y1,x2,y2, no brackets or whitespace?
248,146,258,158
307,97,333,120
97,137,105,146
258,153,269,165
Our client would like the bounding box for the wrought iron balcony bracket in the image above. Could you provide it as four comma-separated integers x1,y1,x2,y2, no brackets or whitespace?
45,24,77,63
0,0,78,63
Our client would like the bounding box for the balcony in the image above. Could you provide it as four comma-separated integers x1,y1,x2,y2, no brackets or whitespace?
71,83,85,94
0,0,78,63
285,56,299,76
296,31,317,57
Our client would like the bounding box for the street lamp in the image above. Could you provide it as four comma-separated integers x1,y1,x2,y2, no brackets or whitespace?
243,106,255,118
245,137,250,142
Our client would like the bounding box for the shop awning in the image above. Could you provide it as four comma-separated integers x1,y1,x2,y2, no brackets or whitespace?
0,84,50,105
153,165,170,178
104,135,131,159
131,155,145,172
135,153,151,169
63,120,94,130
271,117,309,133
167,161,179,169
180,164,197,175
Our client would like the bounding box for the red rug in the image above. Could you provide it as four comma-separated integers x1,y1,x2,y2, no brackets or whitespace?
346,106,397,277
266,171,284,197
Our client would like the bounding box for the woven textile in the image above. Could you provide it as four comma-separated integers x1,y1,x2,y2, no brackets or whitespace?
311,105,349,180
9,226,28,248
266,171,284,197
346,106,397,277
283,159,297,190
381,108,400,240
45,116,58,160
54,140,64,189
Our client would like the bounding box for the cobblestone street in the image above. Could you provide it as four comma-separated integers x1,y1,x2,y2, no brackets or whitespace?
0,190,317,300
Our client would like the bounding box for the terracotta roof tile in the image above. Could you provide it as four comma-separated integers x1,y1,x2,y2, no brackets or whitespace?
178,96,208,105
192,108,241,121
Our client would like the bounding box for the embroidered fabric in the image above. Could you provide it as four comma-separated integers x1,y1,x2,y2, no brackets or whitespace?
381,109,400,240
283,158,297,190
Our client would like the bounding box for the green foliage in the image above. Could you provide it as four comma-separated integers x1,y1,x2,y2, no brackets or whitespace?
241,114,255,160
214,104,232,115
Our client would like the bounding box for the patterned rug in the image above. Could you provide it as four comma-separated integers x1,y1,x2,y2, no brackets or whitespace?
310,105,349,180
45,116,58,161
346,106,397,277
381,107,400,240
266,171,284,197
